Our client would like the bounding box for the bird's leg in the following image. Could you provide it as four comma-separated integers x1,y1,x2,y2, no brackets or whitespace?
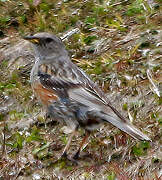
61,129,77,158
73,131,90,159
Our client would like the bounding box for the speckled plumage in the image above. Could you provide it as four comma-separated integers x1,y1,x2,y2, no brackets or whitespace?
24,32,150,159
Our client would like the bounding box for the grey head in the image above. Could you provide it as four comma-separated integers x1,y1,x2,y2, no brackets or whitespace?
23,32,69,63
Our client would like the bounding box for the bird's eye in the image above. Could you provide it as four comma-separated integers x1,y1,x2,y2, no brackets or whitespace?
46,38,53,43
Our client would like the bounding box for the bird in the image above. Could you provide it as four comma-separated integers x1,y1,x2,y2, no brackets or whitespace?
23,32,150,160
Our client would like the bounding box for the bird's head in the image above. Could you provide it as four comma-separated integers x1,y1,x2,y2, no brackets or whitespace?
23,32,68,62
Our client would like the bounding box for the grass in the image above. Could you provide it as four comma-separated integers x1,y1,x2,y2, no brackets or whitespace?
0,0,161,179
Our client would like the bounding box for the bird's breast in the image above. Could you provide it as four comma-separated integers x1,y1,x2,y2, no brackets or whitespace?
32,82,58,106
30,62,59,106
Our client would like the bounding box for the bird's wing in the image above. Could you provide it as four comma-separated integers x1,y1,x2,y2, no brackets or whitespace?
37,64,150,141
38,63,128,121
38,70,107,109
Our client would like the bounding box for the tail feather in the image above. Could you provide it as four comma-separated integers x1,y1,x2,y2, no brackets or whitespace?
101,113,151,141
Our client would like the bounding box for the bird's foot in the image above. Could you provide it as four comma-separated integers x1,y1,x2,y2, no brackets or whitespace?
57,152,78,165
73,150,80,160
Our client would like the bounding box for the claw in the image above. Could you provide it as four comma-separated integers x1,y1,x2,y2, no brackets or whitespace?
57,152,78,165
67,156,78,165
61,151,68,158
73,150,80,160
61,153,78,165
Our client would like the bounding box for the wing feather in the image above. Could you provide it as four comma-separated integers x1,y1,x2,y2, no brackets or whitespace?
37,64,150,141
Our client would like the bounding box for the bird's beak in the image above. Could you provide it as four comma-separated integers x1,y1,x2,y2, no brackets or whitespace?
23,36,40,44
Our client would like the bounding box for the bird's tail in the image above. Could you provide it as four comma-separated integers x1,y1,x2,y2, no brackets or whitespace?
100,112,151,141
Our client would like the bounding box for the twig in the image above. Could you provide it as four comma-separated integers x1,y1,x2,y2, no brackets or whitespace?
61,28,80,41
111,0,129,7
2,116,6,157
147,69,160,97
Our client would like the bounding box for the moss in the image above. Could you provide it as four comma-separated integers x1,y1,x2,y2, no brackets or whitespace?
107,172,116,180
132,141,150,156
122,103,128,111
26,126,43,143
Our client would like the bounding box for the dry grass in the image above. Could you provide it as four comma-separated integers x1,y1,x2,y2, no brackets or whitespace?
0,0,161,179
